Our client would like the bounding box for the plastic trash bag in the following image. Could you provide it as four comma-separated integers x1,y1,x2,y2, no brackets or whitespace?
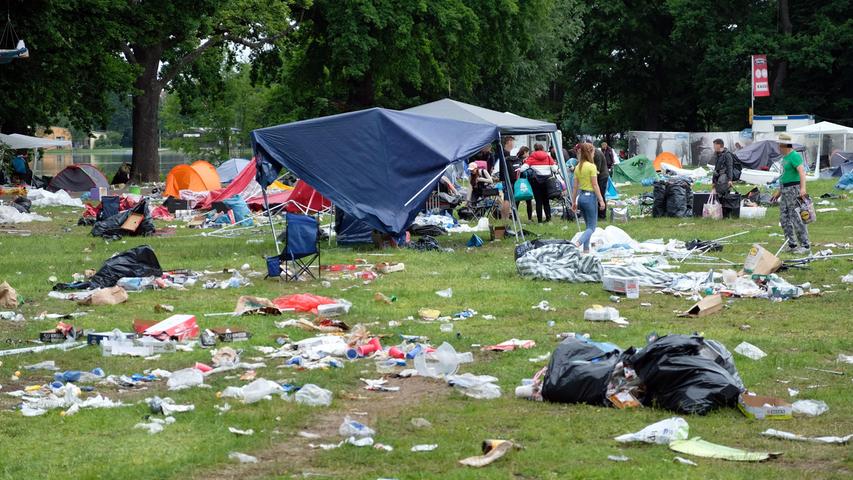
792,399,829,417
541,337,621,405
88,246,163,289
614,417,689,445
294,384,333,407
734,341,767,360
91,197,155,239
446,373,502,400
166,368,204,390
273,293,337,313
627,335,742,415
339,416,375,438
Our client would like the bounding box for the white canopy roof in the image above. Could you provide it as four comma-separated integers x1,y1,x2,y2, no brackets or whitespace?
788,121,853,135
0,133,71,150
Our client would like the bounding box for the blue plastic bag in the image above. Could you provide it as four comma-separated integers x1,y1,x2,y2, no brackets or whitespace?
513,178,534,201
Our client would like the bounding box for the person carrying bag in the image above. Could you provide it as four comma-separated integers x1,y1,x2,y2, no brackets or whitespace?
518,143,558,222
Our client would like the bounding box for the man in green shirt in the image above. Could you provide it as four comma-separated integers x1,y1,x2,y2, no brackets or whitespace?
771,133,810,253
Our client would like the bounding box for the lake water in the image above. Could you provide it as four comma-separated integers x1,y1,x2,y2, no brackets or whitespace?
37,149,190,179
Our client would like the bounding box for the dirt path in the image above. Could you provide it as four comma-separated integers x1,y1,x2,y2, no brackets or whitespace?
196,375,448,480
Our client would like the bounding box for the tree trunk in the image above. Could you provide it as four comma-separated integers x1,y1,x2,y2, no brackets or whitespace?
130,44,165,182
773,0,792,94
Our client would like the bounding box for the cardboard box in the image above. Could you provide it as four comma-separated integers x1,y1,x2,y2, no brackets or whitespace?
680,294,723,317
490,226,506,240
743,244,782,275
143,314,199,341
39,331,68,343
210,327,251,342
87,331,136,345
121,213,145,232
603,276,640,295
738,392,793,420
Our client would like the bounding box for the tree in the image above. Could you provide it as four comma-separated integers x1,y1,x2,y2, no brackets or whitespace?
268,0,580,121
162,59,270,161
0,1,133,134
114,0,299,181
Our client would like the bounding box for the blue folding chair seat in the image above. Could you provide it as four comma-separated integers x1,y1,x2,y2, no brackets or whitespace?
278,213,320,281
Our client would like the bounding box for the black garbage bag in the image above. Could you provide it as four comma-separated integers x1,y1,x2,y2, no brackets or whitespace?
541,337,621,406
91,198,155,239
54,245,163,291
409,224,447,237
652,181,668,217
626,334,742,415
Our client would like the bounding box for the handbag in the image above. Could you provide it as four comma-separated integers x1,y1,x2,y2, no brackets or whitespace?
513,177,534,201
546,174,562,199
702,191,723,220
795,195,816,224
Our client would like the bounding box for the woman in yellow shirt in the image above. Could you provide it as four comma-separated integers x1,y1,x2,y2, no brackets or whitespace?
572,143,606,253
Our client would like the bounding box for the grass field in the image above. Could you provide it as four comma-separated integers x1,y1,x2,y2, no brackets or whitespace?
0,180,851,480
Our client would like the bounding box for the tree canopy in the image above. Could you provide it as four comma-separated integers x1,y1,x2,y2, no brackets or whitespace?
2,0,851,170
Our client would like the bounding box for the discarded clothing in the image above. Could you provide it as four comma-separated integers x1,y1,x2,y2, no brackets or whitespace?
516,243,603,283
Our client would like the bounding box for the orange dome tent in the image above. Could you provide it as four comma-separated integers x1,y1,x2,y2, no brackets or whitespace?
653,151,682,171
164,161,222,198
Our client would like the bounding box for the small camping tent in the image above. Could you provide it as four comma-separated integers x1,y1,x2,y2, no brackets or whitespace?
734,140,806,170
654,152,681,171
164,162,221,198
611,155,656,183
48,164,109,192
216,158,251,184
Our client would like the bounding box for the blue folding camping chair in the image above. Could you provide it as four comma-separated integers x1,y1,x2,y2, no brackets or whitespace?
279,213,320,281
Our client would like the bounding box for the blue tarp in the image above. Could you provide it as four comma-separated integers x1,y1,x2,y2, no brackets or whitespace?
252,108,499,235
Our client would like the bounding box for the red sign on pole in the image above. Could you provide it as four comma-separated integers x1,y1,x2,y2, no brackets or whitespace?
752,55,770,97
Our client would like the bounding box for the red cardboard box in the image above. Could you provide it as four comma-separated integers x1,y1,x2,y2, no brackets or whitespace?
143,314,199,341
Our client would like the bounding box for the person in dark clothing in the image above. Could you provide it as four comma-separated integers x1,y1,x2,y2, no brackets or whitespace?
593,146,610,219
711,139,735,197
511,146,533,220
601,142,615,174
111,163,132,185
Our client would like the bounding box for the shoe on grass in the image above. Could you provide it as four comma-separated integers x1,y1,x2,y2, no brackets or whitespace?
793,246,810,255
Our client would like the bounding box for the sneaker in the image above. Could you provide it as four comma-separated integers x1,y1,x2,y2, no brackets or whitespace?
783,244,798,253
793,246,810,255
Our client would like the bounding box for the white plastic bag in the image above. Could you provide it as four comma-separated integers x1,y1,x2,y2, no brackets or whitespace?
792,399,829,417
166,368,204,390
734,341,767,360
338,416,375,438
614,417,689,445
294,384,332,407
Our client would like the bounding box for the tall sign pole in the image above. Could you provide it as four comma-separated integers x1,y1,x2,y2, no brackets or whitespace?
751,54,771,125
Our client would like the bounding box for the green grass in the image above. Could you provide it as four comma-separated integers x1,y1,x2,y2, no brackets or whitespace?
0,180,851,479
